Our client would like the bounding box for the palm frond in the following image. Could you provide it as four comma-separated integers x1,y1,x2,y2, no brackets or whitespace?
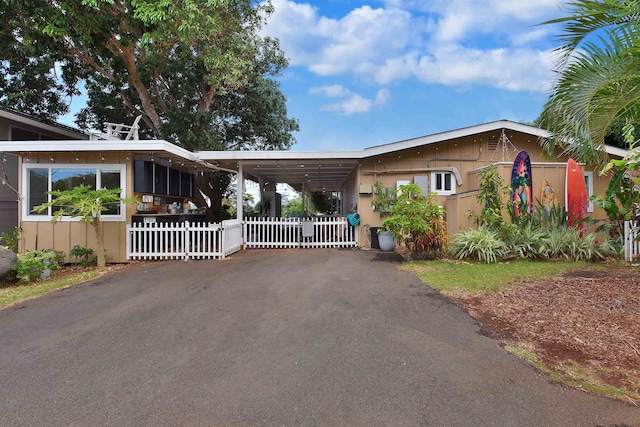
541,27,640,167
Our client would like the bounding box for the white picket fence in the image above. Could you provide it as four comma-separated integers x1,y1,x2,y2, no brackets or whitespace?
244,216,358,249
126,220,241,260
624,220,640,262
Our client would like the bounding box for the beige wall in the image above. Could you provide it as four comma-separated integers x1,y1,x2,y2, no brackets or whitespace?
355,129,614,243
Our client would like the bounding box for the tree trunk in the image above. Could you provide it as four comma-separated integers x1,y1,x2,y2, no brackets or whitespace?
93,217,106,269
194,171,231,223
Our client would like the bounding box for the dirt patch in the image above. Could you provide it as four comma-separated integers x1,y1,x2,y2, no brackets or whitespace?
451,265,640,402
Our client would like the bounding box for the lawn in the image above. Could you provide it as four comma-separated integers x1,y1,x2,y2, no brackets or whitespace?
399,259,590,293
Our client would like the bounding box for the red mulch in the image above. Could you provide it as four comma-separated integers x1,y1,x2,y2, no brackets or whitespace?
452,265,640,402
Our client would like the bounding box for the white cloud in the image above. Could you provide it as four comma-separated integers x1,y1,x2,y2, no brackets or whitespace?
263,0,565,100
310,85,391,115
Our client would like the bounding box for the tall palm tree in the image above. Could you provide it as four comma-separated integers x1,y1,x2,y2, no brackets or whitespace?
541,0,640,168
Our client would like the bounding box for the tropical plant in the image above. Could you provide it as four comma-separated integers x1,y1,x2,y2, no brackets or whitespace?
530,199,570,230
31,185,137,268
69,246,96,268
382,184,448,260
0,226,21,252
467,164,512,229
448,226,509,264
13,249,64,283
371,182,397,215
540,0,640,167
590,167,640,238
502,223,547,259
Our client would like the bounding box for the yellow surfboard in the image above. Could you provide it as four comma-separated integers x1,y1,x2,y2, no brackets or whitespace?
540,177,557,212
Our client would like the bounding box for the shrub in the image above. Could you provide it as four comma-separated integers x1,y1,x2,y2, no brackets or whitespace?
382,184,448,260
448,226,509,263
538,228,617,261
467,164,512,230
501,223,546,259
69,246,96,267
0,226,21,252
13,249,64,283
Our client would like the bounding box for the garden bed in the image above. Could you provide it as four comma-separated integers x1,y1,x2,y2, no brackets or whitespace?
451,264,640,403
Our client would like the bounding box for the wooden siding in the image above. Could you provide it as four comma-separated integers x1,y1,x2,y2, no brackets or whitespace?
355,129,614,241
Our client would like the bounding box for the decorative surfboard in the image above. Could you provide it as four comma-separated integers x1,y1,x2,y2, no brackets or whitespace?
540,177,557,212
565,158,588,231
511,150,533,216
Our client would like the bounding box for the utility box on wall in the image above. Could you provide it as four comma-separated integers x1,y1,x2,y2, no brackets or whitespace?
261,191,282,217
414,175,429,195
359,184,373,194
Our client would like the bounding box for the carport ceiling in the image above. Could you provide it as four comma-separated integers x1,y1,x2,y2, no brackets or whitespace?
239,159,358,193
204,156,359,193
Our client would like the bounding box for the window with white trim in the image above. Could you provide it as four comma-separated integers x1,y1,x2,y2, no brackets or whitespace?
431,172,456,195
22,164,127,221
584,171,594,213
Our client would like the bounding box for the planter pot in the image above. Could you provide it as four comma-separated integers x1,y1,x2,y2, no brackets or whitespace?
377,231,396,251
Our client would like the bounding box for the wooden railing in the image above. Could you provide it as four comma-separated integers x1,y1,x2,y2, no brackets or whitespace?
624,220,640,262
244,216,358,249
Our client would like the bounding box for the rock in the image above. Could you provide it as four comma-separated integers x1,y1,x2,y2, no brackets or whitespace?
0,245,18,279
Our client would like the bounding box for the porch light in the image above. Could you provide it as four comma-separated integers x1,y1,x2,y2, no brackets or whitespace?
75,152,79,161
100,151,105,161
50,152,54,162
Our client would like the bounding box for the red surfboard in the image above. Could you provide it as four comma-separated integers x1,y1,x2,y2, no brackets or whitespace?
565,158,588,231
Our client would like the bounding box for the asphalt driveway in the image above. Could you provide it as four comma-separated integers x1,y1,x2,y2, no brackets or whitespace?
0,249,638,426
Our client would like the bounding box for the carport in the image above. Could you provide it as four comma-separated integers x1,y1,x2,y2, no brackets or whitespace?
197,150,361,219
196,150,364,250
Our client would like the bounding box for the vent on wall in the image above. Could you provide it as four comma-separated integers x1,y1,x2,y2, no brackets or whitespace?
488,138,499,151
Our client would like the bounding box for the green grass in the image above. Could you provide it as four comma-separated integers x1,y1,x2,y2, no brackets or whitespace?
0,269,102,309
400,259,590,293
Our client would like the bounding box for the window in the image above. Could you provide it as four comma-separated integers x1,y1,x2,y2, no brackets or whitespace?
431,172,455,195
584,171,594,213
22,164,126,221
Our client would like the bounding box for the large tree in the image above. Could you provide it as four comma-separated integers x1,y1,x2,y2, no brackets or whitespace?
1,0,298,219
540,0,640,167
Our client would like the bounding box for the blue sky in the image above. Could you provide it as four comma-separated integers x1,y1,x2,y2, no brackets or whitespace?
61,0,568,152
260,0,567,151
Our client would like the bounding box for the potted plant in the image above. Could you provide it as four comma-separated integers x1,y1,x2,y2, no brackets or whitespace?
381,183,448,260
371,182,397,251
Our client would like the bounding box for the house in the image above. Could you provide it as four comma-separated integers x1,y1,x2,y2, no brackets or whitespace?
0,116,626,261
202,120,624,238
0,109,88,236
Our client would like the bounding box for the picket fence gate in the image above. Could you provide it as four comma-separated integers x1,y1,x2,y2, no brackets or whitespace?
624,220,640,262
126,220,241,261
244,216,358,249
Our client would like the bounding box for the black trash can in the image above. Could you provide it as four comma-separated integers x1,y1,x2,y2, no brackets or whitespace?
370,226,381,249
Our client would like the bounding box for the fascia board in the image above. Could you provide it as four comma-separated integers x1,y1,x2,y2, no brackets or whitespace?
0,139,199,162
362,120,552,158
198,150,363,161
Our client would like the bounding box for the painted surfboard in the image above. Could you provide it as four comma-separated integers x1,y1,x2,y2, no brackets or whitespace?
511,150,533,216
565,158,588,230
540,177,557,212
